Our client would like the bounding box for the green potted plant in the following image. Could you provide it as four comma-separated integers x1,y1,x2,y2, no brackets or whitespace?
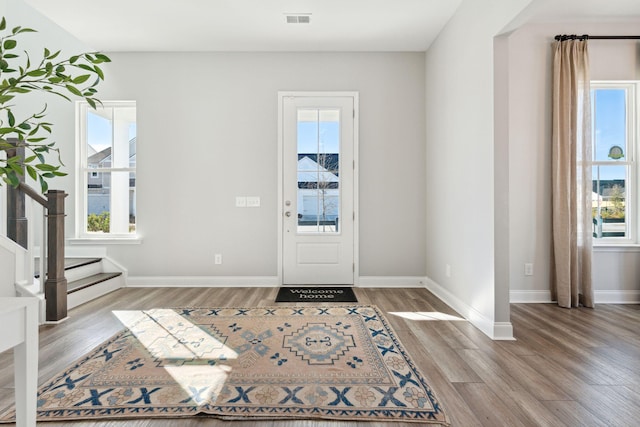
0,16,110,192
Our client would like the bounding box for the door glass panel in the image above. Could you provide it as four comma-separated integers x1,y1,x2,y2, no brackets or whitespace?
297,108,340,233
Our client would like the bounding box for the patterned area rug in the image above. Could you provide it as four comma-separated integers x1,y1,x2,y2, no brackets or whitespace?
0,305,449,425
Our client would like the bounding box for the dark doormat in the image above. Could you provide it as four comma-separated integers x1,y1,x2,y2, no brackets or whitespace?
275,286,358,303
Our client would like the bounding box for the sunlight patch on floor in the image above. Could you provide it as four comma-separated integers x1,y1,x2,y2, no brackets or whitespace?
112,309,237,404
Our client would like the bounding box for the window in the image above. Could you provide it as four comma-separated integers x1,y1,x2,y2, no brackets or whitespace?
591,82,638,243
77,101,137,238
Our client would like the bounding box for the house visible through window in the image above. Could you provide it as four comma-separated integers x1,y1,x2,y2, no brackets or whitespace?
591,82,638,243
77,101,137,237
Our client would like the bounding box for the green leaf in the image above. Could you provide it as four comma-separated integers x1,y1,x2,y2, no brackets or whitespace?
35,163,58,171
77,63,94,73
65,84,82,96
69,55,79,64
6,171,20,187
0,94,14,103
72,74,91,84
9,161,22,174
0,127,16,134
7,110,14,127
3,39,17,50
17,122,31,130
93,65,105,80
86,98,96,109
39,175,48,193
26,69,47,77
47,50,60,60
26,165,37,181
94,53,111,63
3,53,18,59
0,17,6,31
9,87,31,94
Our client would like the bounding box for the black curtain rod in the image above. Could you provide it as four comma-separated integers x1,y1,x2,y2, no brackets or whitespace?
555,34,640,41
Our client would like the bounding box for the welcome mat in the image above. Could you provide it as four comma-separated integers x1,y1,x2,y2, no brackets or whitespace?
275,286,358,302
0,305,449,425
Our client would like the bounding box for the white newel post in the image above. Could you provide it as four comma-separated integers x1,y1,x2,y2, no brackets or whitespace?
0,297,39,426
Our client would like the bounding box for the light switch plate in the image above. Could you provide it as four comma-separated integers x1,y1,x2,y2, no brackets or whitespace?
247,196,261,207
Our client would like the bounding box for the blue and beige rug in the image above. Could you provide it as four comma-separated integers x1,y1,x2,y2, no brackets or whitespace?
0,305,449,424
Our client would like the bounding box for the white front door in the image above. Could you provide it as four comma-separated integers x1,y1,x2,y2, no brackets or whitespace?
280,93,357,285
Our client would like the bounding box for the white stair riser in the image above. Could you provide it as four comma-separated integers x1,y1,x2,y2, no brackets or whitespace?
64,262,104,283
67,275,125,310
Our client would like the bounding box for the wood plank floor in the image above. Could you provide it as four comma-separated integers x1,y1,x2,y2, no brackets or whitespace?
1,287,639,426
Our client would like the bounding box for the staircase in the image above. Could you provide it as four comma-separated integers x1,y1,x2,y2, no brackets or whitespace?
35,258,124,311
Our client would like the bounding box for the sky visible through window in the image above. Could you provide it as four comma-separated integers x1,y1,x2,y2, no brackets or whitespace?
593,88,626,181
88,111,137,153
298,121,339,153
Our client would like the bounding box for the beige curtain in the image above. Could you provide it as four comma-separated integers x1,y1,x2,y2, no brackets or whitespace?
551,38,594,308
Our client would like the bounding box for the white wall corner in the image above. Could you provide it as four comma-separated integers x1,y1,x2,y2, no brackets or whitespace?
127,276,280,288
493,322,516,341
357,276,425,288
424,277,515,340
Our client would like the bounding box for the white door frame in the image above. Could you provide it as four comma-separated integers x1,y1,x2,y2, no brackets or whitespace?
277,91,359,285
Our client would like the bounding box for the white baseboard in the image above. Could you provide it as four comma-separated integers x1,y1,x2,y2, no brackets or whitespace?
510,289,640,304
594,290,640,304
423,277,515,340
127,276,279,287
357,276,425,288
127,276,426,288
510,290,553,303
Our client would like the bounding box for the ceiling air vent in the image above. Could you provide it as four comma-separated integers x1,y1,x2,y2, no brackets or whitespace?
285,14,311,24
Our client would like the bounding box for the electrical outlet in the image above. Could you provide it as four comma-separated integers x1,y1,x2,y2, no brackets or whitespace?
235,197,246,207
524,263,533,276
215,254,222,265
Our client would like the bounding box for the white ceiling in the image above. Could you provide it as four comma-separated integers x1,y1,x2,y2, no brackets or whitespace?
22,0,464,52
22,0,640,53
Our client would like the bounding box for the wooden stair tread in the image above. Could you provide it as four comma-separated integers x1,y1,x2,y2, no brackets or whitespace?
67,272,122,294
35,258,102,278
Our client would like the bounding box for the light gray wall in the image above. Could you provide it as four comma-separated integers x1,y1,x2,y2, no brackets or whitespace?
63,52,427,278
425,0,534,333
508,21,640,302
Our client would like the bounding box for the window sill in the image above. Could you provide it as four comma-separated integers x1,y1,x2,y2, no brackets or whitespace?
593,243,640,253
69,236,143,245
